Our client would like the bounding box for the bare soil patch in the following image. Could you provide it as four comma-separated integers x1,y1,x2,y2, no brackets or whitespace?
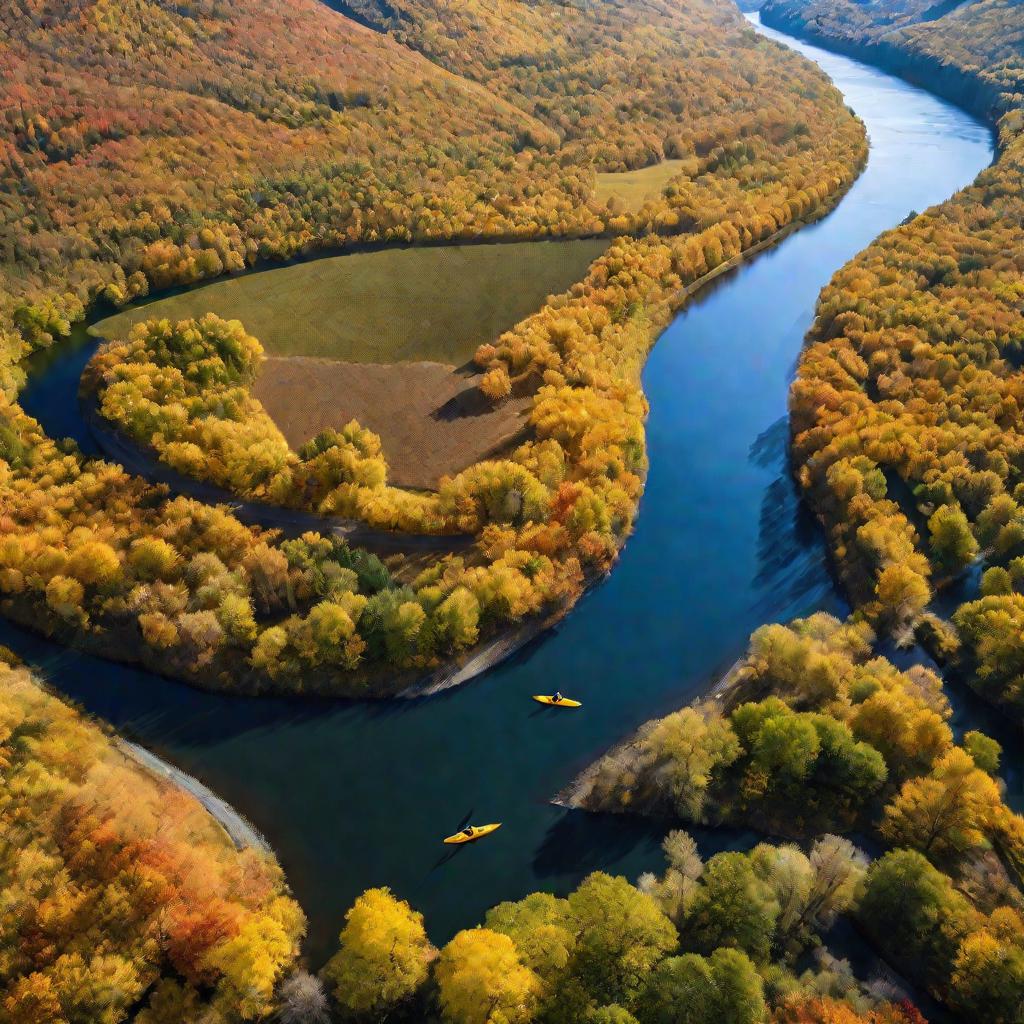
253,356,532,490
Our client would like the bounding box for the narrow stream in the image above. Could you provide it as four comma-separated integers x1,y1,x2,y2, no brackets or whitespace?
3,16,996,966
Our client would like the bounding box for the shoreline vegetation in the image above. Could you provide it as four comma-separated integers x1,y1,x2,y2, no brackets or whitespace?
49,211,826,701
81,212,812,532
756,0,1024,723
553,654,753,812
759,1,1011,130
0,652,305,1023
565,611,1024,1020
116,738,271,854
69,210,822,701
3,644,943,1024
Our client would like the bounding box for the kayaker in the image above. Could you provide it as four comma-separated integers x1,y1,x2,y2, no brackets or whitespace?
553,691,563,703
463,826,474,837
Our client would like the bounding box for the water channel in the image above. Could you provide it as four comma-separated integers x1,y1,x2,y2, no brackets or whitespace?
3,14,997,967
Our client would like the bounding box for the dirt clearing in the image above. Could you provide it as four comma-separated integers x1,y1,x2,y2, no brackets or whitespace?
254,356,532,490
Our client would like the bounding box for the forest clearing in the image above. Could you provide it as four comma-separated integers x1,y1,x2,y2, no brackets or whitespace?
91,239,609,365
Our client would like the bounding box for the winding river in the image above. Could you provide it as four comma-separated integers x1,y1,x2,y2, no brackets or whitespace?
2,16,1000,966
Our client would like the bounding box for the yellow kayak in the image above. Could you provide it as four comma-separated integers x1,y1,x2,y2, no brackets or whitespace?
533,695,582,708
443,823,502,845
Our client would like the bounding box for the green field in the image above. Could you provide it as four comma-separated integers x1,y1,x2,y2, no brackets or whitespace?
595,159,691,212
91,239,608,366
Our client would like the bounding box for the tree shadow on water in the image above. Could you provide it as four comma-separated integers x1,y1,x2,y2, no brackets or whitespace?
748,418,846,618
531,809,667,880
0,616,352,748
533,808,763,886
753,473,837,614
748,415,789,470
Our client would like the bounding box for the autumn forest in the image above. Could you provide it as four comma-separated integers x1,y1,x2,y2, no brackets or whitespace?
1,0,1024,1022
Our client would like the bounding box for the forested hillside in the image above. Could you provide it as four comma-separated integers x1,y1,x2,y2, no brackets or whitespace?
761,0,1024,117
17,0,1024,1019
0,0,575,399
0,0,861,390
0,0,867,696
332,0,825,173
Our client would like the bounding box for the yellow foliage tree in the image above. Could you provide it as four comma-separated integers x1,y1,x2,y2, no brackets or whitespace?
323,887,435,1017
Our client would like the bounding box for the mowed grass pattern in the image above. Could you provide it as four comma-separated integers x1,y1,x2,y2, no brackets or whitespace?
91,239,608,366
595,159,690,212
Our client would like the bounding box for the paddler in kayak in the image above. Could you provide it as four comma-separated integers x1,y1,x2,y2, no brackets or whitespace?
444,822,502,844
532,693,582,707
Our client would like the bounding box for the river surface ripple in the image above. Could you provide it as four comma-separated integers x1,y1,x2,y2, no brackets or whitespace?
5,15,995,964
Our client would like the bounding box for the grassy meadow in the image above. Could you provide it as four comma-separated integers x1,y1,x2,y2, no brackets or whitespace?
91,239,608,366
595,159,691,211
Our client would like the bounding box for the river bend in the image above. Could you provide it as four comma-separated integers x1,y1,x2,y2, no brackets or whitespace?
2,15,996,964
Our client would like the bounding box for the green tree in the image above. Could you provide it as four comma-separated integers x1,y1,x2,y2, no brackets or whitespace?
585,1007,639,1024
638,949,764,1024
749,713,821,785
858,850,979,990
963,731,1001,775
808,715,887,815
685,852,779,963
432,587,481,650
927,504,978,573
566,873,677,1007
485,892,576,982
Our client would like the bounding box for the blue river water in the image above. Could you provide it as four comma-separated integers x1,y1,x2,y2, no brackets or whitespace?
4,16,995,965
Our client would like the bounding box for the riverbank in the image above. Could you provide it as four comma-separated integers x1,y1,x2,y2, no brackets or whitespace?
117,738,271,852
59,204,839,705
760,1,1007,130
757,5,1024,734
559,9,1010,817
553,654,758,811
